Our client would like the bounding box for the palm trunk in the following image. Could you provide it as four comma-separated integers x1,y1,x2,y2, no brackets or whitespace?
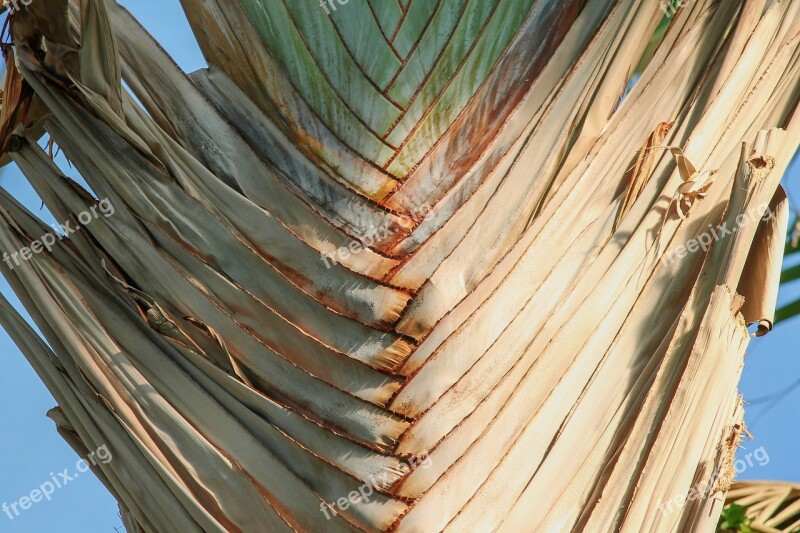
0,0,798,531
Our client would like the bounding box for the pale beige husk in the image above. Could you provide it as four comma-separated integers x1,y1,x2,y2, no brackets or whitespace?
0,0,798,531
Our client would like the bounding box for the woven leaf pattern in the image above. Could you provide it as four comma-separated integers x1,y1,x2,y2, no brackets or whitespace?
0,0,798,531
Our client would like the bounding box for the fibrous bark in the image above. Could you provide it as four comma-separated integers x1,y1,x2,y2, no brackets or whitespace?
0,0,798,531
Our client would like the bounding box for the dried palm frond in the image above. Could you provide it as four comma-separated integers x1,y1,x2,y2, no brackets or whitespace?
0,0,798,531
724,481,800,532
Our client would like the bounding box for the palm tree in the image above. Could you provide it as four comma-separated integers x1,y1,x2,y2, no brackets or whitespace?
0,0,799,531
723,481,800,532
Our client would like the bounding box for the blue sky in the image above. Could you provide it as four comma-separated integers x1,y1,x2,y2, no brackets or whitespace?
0,2,798,531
